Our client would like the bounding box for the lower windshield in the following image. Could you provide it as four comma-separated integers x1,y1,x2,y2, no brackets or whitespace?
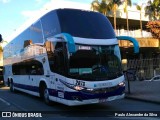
68,44,123,81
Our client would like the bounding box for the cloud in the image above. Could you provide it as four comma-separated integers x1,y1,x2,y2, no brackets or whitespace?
0,0,10,3
21,10,42,18
44,0,90,10
7,0,90,42
21,0,91,26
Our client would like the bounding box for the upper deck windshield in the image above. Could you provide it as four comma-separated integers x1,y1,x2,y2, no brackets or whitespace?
68,44,123,81
57,9,115,39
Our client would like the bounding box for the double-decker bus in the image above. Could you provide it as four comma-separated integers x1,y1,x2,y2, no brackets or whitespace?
3,9,139,106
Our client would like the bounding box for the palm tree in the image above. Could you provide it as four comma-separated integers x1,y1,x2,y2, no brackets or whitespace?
135,3,144,37
91,0,123,34
123,0,132,35
91,0,100,12
145,0,160,20
107,0,123,34
91,0,109,16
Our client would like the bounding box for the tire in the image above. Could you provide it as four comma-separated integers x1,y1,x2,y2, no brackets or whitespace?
10,81,15,92
43,86,51,105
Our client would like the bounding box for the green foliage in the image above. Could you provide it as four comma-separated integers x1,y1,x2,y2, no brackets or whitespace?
90,0,132,32
145,0,160,20
91,0,108,15
136,5,141,11
91,0,123,15
123,0,132,13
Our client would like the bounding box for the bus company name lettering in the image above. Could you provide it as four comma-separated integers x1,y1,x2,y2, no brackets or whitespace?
94,82,112,88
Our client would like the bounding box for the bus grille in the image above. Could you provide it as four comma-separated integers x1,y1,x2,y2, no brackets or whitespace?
92,85,120,94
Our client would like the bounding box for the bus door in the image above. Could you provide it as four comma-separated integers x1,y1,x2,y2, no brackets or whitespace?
53,42,68,103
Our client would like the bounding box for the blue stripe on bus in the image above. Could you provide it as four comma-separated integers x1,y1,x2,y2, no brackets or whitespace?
13,83,125,100
14,83,39,92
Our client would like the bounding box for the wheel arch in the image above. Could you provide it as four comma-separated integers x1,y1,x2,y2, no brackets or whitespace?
39,79,49,98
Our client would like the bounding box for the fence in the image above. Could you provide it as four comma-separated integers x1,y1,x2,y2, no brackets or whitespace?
126,58,160,80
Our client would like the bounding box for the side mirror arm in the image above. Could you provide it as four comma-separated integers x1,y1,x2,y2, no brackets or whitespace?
55,33,76,53
116,36,139,53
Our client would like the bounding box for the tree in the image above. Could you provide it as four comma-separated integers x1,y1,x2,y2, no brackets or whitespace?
107,0,123,34
91,0,123,34
135,2,144,37
136,4,143,37
145,0,160,20
91,0,109,15
146,21,160,40
123,0,132,35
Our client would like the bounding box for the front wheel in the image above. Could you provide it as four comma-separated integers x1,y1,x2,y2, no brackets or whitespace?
43,86,51,105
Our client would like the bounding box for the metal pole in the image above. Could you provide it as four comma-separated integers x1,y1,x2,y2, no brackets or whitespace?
126,71,131,94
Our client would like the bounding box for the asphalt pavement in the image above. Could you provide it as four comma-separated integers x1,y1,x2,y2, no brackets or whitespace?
125,80,160,104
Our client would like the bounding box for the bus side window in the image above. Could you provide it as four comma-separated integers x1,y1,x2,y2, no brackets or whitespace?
30,60,44,75
12,59,44,75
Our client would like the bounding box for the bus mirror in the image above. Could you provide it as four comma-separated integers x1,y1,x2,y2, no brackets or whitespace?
0,34,2,42
55,33,76,53
24,40,33,48
116,36,139,53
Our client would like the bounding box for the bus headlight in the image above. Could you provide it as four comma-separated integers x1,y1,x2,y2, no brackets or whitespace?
74,86,94,91
74,86,85,91
118,81,125,87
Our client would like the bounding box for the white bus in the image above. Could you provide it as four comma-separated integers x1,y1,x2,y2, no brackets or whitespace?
3,9,139,106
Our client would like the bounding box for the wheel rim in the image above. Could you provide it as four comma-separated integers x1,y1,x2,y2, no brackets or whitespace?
44,88,49,103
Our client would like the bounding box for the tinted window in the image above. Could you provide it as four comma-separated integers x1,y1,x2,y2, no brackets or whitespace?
51,42,67,75
57,9,116,39
4,29,31,59
30,21,43,43
12,59,44,75
41,11,61,39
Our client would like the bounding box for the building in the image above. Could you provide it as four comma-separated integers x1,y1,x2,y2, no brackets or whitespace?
107,5,160,79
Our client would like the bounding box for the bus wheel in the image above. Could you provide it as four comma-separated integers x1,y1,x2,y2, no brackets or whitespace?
10,81,15,92
43,86,51,105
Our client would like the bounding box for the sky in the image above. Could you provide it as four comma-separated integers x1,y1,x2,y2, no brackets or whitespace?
0,0,141,43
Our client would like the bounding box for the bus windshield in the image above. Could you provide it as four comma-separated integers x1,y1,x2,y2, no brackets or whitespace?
57,9,115,39
68,44,123,81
